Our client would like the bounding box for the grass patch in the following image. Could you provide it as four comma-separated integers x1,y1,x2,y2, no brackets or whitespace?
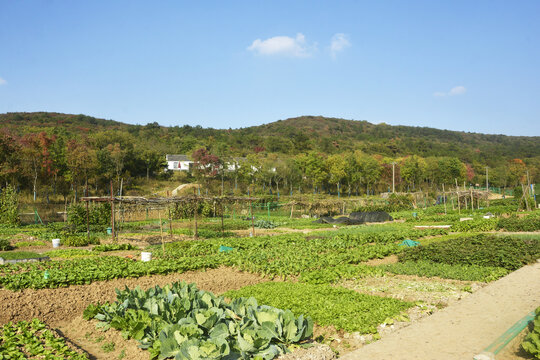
45,249,96,258
0,251,43,260
224,282,412,333
13,240,47,248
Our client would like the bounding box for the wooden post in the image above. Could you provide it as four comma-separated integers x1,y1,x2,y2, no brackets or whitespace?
442,184,447,215
470,188,474,211
194,190,198,239
522,184,530,211
251,200,255,237
158,210,165,257
85,200,90,241
220,202,224,236
456,188,461,214
290,203,294,219
110,180,115,242
168,206,173,237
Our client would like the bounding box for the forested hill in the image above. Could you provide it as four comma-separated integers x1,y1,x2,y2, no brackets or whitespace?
1,112,539,166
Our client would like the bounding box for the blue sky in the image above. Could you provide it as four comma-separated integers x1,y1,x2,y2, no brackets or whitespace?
0,0,539,135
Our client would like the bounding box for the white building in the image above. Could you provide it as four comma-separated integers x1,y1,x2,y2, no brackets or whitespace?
166,154,193,171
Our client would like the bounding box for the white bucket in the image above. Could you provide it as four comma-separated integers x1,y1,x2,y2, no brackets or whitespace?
141,252,152,262
52,239,61,248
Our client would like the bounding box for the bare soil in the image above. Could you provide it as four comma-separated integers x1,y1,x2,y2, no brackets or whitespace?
340,274,483,306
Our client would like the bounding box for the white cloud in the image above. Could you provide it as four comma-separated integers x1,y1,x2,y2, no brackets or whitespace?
0,77,6,85
330,33,351,58
247,33,314,57
433,85,466,97
449,85,466,95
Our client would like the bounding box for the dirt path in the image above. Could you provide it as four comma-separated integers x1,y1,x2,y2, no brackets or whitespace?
341,262,540,360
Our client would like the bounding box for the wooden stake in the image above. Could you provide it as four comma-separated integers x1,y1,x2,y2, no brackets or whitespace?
158,210,165,257
442,184,447,214
110,180,115,242
250,200,255,237
221,203,224,236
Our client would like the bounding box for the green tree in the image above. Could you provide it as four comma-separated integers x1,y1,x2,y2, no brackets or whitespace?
326,154,347,197
437,157,466,185
355,152,382,194
303,152,328,193
400,155,426,191
141,149,166,180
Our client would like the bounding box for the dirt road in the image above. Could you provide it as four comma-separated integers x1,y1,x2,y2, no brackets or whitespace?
341,262,540,360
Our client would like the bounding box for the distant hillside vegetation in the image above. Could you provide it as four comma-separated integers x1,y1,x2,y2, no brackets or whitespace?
1,112,539,165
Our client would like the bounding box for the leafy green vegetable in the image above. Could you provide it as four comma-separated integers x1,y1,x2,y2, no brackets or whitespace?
225,282,412,333
522,307,540,359
86,281,313,360
0,319,89,359
398,234,540,270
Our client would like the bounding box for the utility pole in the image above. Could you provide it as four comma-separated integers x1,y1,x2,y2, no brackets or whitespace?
485,167,489,190
392,162,396,193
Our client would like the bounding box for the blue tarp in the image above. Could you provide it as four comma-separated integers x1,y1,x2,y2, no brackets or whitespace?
399,239,420,247
219,245,235,253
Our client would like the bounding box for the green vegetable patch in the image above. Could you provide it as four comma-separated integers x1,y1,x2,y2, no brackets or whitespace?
399,234,540,270
522,307,540,359
224,282,413,333
0,318,89,359
85,282,312,360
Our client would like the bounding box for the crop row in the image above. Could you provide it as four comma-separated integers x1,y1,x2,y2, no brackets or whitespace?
0,256,222,290
451,215,540,233
224,282,413,333
0,319,88,359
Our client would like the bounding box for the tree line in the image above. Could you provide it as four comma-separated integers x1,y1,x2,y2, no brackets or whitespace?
0,112,538,201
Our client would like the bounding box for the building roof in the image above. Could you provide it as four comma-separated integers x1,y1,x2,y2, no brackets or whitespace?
166,154,191,162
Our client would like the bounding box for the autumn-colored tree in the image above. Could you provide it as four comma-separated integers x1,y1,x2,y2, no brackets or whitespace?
66,138,96,199
20,132,56,201
192,148,221,193
465,164,475,183
0,130,22,186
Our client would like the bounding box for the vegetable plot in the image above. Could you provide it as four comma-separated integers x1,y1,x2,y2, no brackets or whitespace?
84,282,313,360
522,307,540,359
225,282,413,333
0,319,88,359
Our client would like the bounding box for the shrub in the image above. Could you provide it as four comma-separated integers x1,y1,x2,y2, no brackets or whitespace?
0,185,20,226
171,201,213,219
0,237,13,251
68,203,111,232
62,234,101,247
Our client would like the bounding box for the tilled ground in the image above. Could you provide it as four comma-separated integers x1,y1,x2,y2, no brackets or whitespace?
0,266,267,360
